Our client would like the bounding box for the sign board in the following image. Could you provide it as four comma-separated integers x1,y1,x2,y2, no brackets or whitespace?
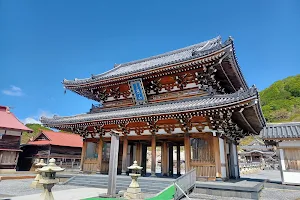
129,78,148,105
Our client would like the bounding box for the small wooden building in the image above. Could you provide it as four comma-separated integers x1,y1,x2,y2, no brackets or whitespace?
41,36,266,180
18,130,83,171
261,122,300,185
0,105,33,173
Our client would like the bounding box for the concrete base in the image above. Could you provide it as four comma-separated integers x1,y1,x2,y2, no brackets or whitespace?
195,180,263,200
124,187,144,200
0,169,16,173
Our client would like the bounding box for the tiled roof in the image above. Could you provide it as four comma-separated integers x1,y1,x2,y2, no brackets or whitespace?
0,106,32,132
63,36,225,85
260,122,300,140
27,130,83,148
41,86,258,126
239,145,272,151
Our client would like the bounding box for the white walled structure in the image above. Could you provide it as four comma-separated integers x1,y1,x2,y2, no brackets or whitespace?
261,122,300,185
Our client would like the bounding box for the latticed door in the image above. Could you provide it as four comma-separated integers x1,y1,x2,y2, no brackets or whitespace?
190,138,216,180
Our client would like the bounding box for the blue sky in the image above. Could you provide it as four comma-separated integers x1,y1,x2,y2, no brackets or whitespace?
1,0,299,124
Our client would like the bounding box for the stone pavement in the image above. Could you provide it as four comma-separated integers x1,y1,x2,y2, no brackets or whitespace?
6,188,107,200
240,170,281,182
186,188,300,200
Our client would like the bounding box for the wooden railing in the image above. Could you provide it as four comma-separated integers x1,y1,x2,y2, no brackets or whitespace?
174,168,196,200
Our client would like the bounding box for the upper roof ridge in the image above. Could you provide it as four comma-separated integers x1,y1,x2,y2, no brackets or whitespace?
63,36,223,85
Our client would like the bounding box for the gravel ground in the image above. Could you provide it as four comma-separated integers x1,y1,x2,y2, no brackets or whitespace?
0,179,87,197
184,188,300,200
2,178,300,200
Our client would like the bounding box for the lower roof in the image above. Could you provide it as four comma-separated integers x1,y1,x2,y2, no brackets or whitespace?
27,130,83,148
261,122,300,140
41,86,265,135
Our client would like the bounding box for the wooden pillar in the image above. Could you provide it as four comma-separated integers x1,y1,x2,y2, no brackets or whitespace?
184,133,191,172
169,143,174,176
162,141,168,176
177,144,181,175
141,144,147,176
136,142,141,165
121,136,128,175
80,139,87,172
107,131,120,196
213,136,221,178
151,135,156,177
96,137,104,174
130,145,134,165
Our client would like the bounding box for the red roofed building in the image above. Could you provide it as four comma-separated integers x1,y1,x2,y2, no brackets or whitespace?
18,130,83,171
0,105,33,173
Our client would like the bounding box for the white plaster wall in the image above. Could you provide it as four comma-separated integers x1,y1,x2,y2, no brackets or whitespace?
219,138,227,178
283,171,300,185
279,140,300,148
4,130,22,136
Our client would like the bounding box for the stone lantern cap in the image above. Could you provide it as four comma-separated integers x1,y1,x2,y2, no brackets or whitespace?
128,160,143,170
36,159,47,167
38,158,65,172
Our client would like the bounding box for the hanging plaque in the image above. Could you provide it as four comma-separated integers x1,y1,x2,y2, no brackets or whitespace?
129,78,148,105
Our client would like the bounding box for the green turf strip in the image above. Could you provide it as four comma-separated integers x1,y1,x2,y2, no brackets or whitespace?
145,185,175,200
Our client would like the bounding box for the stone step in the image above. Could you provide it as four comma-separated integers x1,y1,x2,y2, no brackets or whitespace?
68,182,163,193
71,176,173,184
68,181,169,190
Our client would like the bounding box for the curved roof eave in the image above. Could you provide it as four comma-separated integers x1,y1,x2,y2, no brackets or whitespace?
62,36,223,87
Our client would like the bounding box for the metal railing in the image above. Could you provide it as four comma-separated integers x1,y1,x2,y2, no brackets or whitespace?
174,168,196,200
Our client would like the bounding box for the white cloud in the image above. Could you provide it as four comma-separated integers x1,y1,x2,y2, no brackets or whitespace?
23,117,41,124
22,110,55,125
2,85,24,96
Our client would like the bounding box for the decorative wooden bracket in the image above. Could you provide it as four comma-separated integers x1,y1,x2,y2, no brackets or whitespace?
93,125,105,138
145,79,162,94
110,87,121,100
178,117,192,133
118,123,130,135
147,121,159,135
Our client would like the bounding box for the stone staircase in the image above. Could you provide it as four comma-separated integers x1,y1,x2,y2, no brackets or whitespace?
65,174,174,194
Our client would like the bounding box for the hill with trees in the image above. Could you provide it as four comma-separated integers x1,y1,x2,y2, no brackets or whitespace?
21,123,52,144
260,74,300,123
240,74,300,146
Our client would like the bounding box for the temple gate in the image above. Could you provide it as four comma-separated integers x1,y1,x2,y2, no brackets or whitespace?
41,36,265,180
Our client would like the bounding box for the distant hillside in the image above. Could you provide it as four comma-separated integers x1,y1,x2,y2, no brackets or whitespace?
260,74,300,122
240,74,300,146
21,124,51,144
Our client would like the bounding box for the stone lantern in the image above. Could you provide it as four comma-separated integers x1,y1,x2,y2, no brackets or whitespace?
124,160,143,200
31,158,47,188
38,158,65,200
